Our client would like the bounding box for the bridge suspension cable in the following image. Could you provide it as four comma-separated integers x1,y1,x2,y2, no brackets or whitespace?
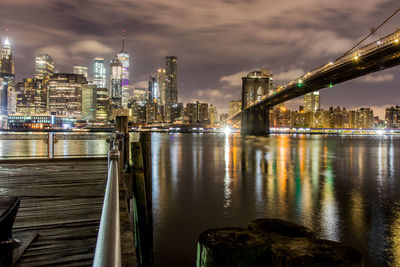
339,7,400,59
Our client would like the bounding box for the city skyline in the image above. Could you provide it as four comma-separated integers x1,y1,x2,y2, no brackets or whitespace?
0,1,399,116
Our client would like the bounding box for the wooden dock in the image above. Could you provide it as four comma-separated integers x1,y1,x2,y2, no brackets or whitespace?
0,158,137,266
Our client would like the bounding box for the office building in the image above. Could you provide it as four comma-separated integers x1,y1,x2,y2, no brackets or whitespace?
0,38,15,116
35,54,54,80
96,87,109,121
82,84,97,121
165,56,177,121
185,101,208,123
48,73,86,119
157,68,166,105
16,78,47,115
94,58,107,88
110,58,122,108
73,65,88,78
133,88,148,104
117,30,130,108
148,76,158,102
209,104,219,124
304,91,320,112
385,105,400,128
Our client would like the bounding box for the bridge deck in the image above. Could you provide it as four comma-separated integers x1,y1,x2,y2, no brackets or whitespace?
0,158,136,266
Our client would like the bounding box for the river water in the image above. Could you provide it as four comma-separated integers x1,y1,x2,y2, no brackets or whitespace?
1,132,399,266
151,133,400,267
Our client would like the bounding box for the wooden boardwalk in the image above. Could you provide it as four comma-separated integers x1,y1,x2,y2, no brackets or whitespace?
0,158,137,266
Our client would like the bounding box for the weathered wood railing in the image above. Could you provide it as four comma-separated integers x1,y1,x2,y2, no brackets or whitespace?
93,141,122,267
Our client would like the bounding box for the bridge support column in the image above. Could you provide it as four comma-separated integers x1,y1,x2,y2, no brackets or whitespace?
241,108,270,136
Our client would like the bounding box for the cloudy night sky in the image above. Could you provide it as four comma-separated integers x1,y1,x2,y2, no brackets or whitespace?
0,0,399,117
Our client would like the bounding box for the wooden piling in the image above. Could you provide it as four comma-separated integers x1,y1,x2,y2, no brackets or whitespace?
131,137,153,267
197,219,364,267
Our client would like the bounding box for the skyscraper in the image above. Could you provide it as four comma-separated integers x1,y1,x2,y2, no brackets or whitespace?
35,54,54,80
94,57,106,88
48,73,86,119
304,91,320,112
0,37,15,115
81,84,97,121
148,76,158,102
157,68,166,105
117,30,130,108
73,65,88,78
165,56,177,121
110,58,122,108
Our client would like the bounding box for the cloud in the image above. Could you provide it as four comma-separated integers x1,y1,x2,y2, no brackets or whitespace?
362,73,395,83
219,70,253,88
70,40,113,55
273,68,305,84
134,80,149,89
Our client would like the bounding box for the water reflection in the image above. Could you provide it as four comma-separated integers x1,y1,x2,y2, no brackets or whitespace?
140,134,400,266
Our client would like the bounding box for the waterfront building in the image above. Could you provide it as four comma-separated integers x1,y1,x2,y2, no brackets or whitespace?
93,58,107,88
385,105,400,128
48,73,86,119
35,54,54,80
73,65,88,79
110,58,122,108
171,103,184,122
229,100,241,116
96,87,109,122
185,101,208,123
16,78,47,115
357,107,374,129
165,56,177,121
82,84,97,121
304,91,320,112
117,30,130,108
242,70,273,108
157,68,166,106
209,104,219,124
7,115,75,129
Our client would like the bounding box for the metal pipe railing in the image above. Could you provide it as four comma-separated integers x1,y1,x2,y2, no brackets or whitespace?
93,144,121,267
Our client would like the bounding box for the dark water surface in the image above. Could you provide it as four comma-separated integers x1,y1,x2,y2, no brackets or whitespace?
151,133,400,266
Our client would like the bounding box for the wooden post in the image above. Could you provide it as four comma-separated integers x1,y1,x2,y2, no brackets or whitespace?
197,219,364,267
197,227,270,267
131,140,153,267
116,116,129,170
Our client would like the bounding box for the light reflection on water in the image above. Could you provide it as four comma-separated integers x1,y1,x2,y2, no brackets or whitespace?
0,132,109,158
151,133,400,267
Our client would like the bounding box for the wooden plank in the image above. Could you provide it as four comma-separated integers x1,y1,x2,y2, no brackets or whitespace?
0,159,114,266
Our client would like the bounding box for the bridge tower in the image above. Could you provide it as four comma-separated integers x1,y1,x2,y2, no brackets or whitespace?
241,70,272,135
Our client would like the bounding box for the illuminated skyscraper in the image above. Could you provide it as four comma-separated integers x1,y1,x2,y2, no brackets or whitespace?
148,76,158,102
73,65,88,78
165,56,177,121
82,84,97,121
157,68,166,105
35,54,54,80
16,78,47,114
110,58,122,108
0,37,15,115
94,57,106,88
304,91,320,112
117,30,130,108
48,73,86,119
